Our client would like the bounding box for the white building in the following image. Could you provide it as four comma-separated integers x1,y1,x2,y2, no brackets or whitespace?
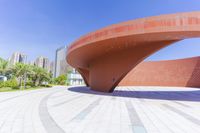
68,68,84,85
35,56,50,72
9,52,27,65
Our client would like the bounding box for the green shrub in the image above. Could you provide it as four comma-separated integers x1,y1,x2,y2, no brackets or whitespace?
0,81,4,88
41,84,52,88
26,81,35,87
54,75,67,85
4,79,19,89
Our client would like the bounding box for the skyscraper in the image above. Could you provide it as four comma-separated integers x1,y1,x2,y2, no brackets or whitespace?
54,46,84,85
50,61,54,75
35,56,50,72
9,52,27,65
54,46,72,78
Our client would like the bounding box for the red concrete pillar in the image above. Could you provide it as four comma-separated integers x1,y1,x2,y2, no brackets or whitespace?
77,68,90,86
88,40,178,92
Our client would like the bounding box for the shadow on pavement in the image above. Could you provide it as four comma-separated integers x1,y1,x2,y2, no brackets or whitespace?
68,86,200,102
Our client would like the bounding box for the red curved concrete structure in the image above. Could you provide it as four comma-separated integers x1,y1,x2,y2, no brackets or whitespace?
66,12,200,92
119,57,200,87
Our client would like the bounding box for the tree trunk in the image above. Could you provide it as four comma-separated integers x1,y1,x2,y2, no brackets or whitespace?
24,73,26,89
20,77,23,89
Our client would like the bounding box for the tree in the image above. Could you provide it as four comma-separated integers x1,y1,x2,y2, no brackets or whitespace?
0,58,8,76
54,75,67,85
0,58,53,89
29,66,51,86
12,63,31,89
0,58,13,80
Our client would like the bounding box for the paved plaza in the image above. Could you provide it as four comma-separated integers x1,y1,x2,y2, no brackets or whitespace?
0,86,200,133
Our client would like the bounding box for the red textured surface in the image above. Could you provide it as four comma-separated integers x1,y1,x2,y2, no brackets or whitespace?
119,57,200,87
66,12,200,92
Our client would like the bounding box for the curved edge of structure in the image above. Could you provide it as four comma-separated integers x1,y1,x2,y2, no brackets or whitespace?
66,11,200,92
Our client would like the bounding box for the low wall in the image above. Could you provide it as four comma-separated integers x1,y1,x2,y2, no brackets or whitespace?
119,57,200,87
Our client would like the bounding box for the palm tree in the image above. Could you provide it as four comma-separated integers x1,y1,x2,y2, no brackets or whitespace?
12,64,52,88
32,66,43,86
29,66,50,86
40,70,51,86
0,58,8,76
12,63,30,89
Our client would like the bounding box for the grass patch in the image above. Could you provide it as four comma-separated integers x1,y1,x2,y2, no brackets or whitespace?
0,86,50,92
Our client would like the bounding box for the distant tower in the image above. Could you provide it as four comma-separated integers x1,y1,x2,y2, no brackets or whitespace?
35,56,50,72
50,61,54,75
54,46,72,78
10,52,27,65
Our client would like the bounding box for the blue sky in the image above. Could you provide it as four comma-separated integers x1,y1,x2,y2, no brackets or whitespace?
0,0,200,62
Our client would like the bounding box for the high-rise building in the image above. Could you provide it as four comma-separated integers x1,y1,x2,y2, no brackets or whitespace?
9,52,27,65
54,46,85,85
50,61,54,75
35,56,50,72
54,46,72,78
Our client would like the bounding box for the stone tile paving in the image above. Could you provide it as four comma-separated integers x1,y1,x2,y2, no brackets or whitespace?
0,86,200,133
